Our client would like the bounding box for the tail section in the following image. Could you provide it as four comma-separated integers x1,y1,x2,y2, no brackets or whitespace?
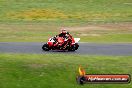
74,38,80,43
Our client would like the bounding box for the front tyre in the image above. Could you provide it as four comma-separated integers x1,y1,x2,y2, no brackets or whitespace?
42,44,49,51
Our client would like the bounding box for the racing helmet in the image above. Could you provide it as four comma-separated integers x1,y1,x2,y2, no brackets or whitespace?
61,28,67,34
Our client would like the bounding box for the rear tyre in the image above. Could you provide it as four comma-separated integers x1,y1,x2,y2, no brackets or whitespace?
75,43,79,50
42,44,49,51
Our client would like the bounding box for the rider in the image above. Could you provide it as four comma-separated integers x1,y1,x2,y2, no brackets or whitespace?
53,28,72,48
59,28,72,39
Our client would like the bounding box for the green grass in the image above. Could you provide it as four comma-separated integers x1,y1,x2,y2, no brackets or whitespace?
0,24,132,43
0,1,131,88
1,32,132,43
0,0,131,23
80,34,132,43
0,53,132,88
0,0,132,42
0,23,132,42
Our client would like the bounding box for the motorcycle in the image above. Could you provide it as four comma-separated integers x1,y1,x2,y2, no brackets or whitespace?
42,37,80,51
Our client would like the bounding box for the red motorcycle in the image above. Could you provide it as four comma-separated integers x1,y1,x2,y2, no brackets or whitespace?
42,37,80,51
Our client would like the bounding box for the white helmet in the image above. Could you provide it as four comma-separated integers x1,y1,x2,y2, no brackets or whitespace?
61,28,67,34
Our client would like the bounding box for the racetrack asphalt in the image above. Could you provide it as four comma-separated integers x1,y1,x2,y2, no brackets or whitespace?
0,42,132,56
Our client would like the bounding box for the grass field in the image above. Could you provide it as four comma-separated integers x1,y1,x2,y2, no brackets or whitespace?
0,0,132,88
0,23,132,42
0,0,132,23
0,53,132,88
0,0,132,42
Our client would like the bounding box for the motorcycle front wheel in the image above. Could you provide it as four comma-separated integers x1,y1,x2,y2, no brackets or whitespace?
42,44,49,51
